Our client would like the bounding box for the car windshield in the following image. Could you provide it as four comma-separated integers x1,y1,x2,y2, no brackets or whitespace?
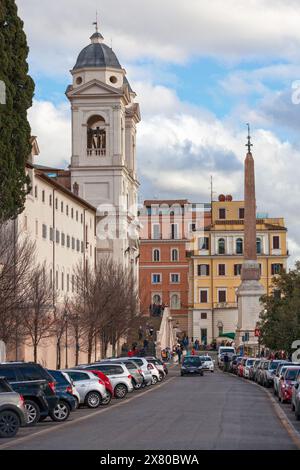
285,369,300,380
246,359,255,366
269,361,280,370
220,348,234,354
199,357,211,362
183,357,201,366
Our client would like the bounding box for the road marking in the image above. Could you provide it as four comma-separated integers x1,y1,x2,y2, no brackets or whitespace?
227,371,300,450
0,376,176,450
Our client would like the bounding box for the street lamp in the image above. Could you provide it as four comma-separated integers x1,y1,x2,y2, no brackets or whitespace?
63,310,69,369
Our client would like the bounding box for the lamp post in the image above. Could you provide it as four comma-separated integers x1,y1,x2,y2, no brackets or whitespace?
64,311,69,369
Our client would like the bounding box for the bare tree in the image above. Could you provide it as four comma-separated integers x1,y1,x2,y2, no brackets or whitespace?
22,262,56,362
0,221,36,355
52,295,69,370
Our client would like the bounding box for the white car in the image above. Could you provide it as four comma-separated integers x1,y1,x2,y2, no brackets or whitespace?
243,358,256,379
199,356,214,372
130,357,160,385
145,357,166,381
62,369,109,408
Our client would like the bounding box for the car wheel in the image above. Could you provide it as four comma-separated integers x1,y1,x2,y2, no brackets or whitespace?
158,372,164,382
101,392,112,406
200,371,204,377
152,375,158,385
50,401,70,422
114,384,128,399
24,400,40,425
133,381,142,390
85,391,101,408
181,372,184,376
0,410,20,438
73,396,80,409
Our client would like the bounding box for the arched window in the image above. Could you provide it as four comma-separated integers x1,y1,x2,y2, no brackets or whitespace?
256,237,262,254
171,248,179,262
171,294,180,310
87,115,106,156
153,249,160,262
153,294,161,305
218,238,225,255
236,238,243,255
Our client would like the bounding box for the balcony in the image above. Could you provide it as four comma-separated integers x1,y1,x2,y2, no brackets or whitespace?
213,302,237,309
87,148,106,157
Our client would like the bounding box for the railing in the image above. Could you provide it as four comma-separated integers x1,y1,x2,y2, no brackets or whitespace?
87,148,106,157
213,302,238,309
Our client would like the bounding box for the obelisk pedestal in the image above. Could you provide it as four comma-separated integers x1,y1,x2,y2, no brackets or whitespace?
236,141,265,351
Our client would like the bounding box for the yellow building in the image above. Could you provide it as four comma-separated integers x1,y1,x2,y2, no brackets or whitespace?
188,195,288,344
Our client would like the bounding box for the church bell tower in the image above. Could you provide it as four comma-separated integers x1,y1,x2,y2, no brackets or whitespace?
66,25,141,272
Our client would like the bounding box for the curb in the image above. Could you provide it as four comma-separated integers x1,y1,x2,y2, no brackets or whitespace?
226,370,300,450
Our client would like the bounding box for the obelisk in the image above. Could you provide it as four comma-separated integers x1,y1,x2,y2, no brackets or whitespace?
236,125,265,351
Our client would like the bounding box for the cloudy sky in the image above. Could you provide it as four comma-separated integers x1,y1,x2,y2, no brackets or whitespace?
16,0,300,265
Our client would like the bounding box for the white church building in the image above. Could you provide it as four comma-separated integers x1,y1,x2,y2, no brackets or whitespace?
67,28,141,276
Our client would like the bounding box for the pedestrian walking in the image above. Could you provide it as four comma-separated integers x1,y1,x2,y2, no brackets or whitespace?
176,346,182,364
223,353,229,372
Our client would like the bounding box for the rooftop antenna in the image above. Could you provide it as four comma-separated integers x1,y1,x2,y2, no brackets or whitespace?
246,123,253,154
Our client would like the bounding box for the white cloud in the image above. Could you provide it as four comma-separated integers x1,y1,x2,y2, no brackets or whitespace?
28,100,71,168
16,0,300,76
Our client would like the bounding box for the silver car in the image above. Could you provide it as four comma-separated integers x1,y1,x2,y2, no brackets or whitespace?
108,359,144,389
83,363,134,399
273,362,297,396
62,370,109,408
0,377,27,438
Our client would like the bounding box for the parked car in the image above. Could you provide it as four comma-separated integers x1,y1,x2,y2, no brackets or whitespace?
82,363,134,399
88,370,113,402
130,357,160,385
62,369,109,408
256,360,269,385
237,357,247,377
199,356,214,372
61,371,81,408
181,356,204,376
231,356,243,375
260,360,282,387
0,377,27,438
273,362,296,396
108,359,144,389
47,370,77,422
144,357,167,380
249,359,261,381
278,366,300,403
291,370,300,420
0,362,58,425
243,358,256,378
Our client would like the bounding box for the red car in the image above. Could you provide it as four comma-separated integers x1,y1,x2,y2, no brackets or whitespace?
90,370,114,398
278,366,300,403
237,358,247,377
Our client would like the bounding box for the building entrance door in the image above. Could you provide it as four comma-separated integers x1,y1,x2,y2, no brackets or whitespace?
201,329,207,346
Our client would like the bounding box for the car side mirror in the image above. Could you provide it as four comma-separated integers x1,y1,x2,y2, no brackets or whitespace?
295,383,299,389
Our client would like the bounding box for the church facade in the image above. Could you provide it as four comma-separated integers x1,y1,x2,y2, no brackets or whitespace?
66,29,141,276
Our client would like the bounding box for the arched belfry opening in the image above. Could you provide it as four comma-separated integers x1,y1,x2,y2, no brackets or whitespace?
87,115,106,156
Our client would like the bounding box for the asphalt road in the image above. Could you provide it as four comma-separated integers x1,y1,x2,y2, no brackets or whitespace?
0,367,298,450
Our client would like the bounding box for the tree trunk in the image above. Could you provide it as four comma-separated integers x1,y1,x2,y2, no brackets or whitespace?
34,343,37,363
56,339,61,369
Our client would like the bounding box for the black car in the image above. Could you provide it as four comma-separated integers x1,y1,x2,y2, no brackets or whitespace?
181,356,204,376
0,362,58,425
47,370,76,422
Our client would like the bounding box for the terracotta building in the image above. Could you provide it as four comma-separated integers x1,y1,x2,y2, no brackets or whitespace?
139,200,211,332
